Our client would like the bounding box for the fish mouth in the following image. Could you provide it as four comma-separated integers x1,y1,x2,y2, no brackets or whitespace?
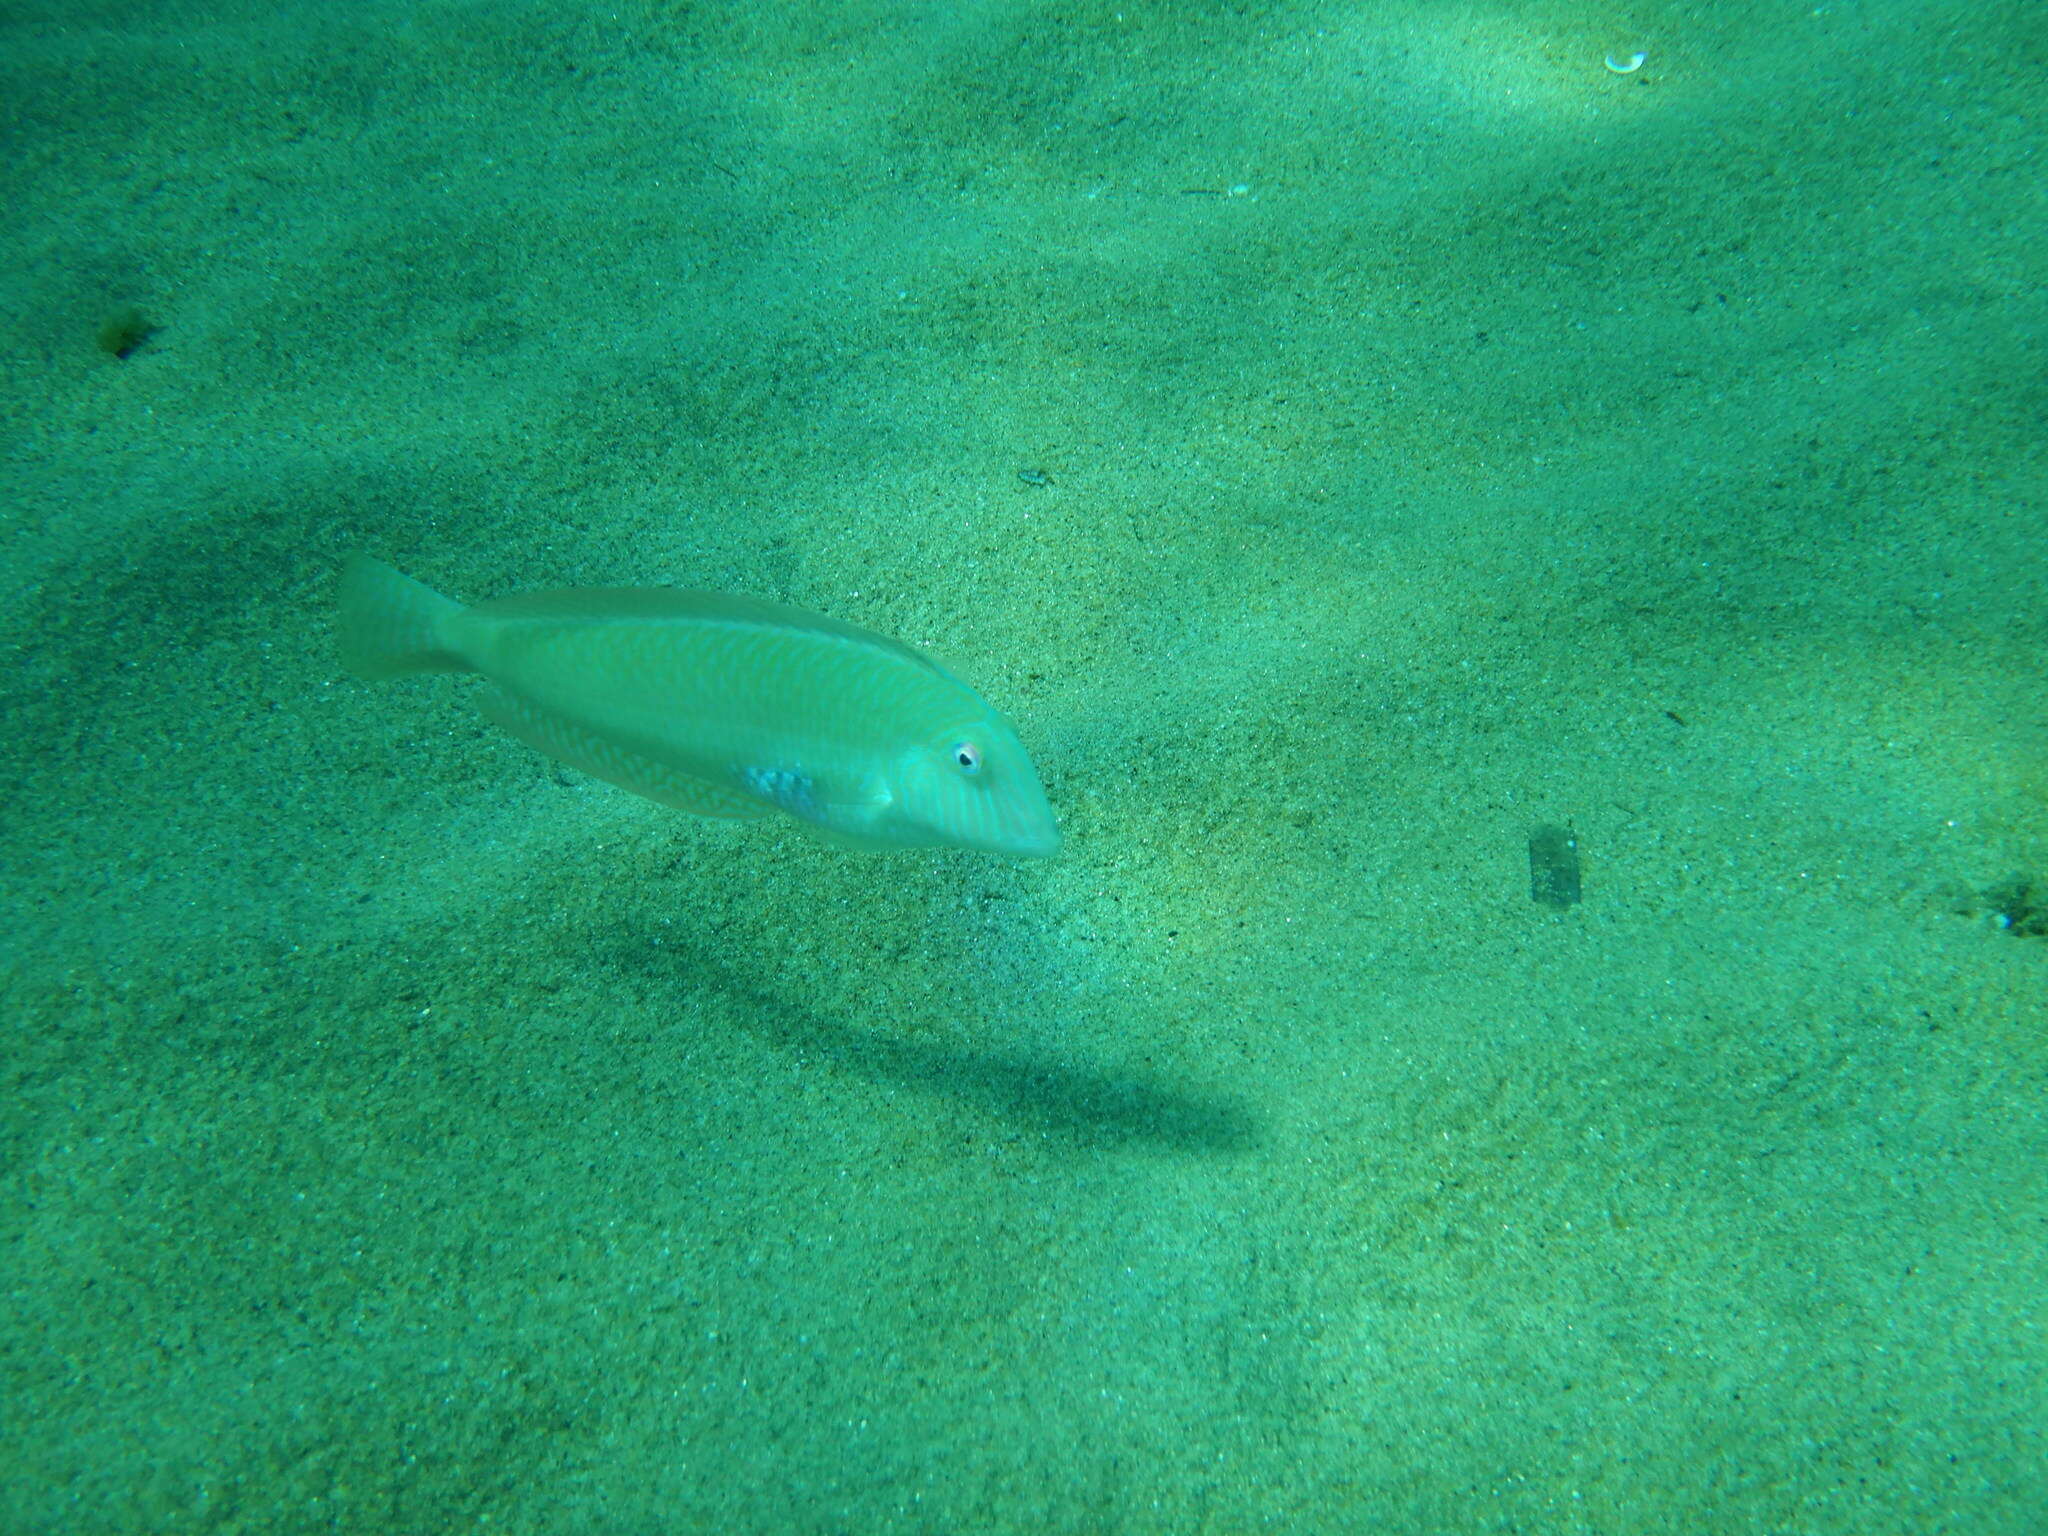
950,792,1059,858
992,790,1061,857
1003,820,1061,858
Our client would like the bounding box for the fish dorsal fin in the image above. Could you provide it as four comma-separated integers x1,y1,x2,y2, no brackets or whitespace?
474,588,953,680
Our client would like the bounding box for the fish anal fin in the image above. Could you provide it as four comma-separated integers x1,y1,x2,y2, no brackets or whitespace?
478,688,767,820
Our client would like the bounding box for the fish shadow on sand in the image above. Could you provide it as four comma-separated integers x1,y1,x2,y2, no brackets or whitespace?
618,940,1260,1155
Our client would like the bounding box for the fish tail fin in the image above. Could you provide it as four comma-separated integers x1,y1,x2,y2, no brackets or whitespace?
337,555,471,679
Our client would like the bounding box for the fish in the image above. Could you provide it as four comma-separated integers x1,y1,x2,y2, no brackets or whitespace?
337,556,1059,857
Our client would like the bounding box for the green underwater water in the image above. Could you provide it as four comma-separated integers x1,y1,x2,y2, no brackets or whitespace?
2,0,2044,1530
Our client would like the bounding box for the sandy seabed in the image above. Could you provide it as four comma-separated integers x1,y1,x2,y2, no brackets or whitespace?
3,2,2043,1531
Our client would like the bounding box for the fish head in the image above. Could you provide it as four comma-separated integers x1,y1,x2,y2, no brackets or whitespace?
889,715,1060,857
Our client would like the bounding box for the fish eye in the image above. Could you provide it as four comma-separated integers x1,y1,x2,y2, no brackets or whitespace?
952,741,982,773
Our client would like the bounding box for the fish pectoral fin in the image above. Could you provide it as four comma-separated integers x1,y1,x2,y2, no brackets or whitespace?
797,789,912,853
477,687,769,820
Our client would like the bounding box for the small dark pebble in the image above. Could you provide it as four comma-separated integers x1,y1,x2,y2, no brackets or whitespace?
97,305,160,359
1529,824,1582,909
1982,874,2048,937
